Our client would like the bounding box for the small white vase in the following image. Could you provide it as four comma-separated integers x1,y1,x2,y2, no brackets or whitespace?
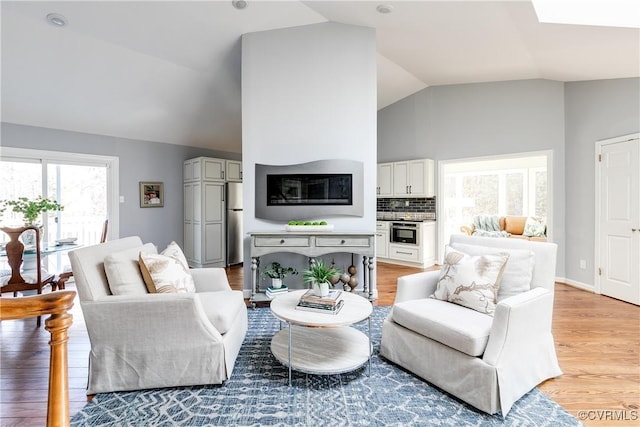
271,278,283,289
20,227,41,248
314,281,330,297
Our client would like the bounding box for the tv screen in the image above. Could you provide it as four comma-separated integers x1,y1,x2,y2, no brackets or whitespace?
266,174,352,206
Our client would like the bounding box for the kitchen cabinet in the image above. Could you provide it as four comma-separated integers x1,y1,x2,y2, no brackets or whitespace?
184,157,226,268
392,159,434,197
377,159,434,198
225,160,242,182
377,221,436,268
184,157,226,182
375,221,389,258
376,163,393,197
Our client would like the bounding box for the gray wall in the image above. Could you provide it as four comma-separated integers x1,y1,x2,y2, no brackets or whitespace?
378,77,640,285
564,78,640,287
1,122,240,250
379,79,566,275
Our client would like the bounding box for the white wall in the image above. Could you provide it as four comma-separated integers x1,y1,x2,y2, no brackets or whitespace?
241,22,377,291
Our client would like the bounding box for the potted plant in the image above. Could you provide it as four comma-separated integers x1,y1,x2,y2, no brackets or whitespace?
0,196,64,246
261,262,297,289
303,259,341,297
1,196,64,226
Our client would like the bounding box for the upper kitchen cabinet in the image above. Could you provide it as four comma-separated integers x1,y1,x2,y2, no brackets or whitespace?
225,160,243,182
376,163,393,197
184,157,226,182
380,159,434,198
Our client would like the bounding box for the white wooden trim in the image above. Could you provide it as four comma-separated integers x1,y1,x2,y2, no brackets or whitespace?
594,132,640,295
0,147,120,239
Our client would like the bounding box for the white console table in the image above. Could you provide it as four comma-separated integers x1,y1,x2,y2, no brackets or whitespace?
248,231,376,306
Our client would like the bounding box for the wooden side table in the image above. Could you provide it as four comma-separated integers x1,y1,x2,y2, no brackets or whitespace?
269,289,373,385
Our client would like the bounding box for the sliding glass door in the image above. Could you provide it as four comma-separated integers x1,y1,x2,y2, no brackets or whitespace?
1,147,118,274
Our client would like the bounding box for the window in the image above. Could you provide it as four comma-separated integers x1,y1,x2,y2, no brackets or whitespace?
440,153,550,248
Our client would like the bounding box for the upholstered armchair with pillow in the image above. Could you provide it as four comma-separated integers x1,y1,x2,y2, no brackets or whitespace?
380,234,561,416
68,236,247,395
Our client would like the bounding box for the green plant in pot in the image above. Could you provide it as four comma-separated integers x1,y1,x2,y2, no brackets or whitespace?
1,196,64,226
303,259,341,297
261,262,297,289
0,196,64,246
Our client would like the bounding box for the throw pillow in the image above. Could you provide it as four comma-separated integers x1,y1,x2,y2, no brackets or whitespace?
523,217,546,237
104,243,158,295
138,243,196,294
450,242,535,301
161,241,190,270
431,247,509,316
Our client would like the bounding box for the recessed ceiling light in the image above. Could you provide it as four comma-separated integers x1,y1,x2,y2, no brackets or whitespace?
232,0,248,10
46,13,67,27
376,4,394,14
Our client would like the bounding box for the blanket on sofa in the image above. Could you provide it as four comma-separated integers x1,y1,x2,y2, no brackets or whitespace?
472,215,510,238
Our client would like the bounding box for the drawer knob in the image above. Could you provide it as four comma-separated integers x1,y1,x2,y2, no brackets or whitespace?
341,239,346,244
280,239,285,244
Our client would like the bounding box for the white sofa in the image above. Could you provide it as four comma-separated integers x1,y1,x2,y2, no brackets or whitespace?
69,236,247,395
380,234,561,416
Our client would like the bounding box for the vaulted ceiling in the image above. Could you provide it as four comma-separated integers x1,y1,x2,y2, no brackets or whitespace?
2,1,638,154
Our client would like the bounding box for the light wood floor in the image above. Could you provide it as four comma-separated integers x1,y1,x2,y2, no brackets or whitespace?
1,263,638,427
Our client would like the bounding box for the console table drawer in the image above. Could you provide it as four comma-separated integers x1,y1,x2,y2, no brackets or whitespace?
316,236,371,247
254,236,310,247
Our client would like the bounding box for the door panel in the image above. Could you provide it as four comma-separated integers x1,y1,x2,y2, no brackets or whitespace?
600,139,639,305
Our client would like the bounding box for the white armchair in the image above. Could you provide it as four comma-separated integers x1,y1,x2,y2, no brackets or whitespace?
380,234,561,416
69,236,247,395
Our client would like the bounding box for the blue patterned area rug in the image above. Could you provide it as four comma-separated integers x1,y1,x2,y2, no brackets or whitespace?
71,306,580,426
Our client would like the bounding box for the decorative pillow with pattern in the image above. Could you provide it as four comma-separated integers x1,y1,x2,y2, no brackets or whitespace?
449,242,535,301
138,242,195,294
523,217,546,237
431,247,509,316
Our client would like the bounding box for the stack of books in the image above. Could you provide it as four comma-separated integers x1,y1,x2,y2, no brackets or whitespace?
295,289,344,314
265,285,289,299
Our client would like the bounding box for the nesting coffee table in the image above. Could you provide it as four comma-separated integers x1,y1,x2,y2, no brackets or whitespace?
269,289,373,386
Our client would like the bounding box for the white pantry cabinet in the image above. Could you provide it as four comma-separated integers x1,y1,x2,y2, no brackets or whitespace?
184,157,226,267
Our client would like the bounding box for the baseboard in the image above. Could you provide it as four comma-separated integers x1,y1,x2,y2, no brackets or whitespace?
556,277,596,293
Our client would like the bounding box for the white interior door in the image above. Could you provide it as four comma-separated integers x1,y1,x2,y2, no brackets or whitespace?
598,137,639,305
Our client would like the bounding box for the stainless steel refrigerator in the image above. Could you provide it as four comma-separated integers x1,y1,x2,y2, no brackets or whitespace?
226,182,243,265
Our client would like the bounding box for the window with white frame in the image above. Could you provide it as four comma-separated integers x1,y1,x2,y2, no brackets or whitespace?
441,154,548,245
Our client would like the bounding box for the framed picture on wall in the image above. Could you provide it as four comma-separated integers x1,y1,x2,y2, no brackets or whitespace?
140,182,164,208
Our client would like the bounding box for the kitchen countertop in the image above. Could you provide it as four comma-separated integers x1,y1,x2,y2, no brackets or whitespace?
377,212,436,222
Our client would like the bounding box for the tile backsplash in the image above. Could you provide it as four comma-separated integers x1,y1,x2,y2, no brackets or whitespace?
377,197,436,214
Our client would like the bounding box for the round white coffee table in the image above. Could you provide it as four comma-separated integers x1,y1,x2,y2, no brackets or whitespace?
269,289,373,385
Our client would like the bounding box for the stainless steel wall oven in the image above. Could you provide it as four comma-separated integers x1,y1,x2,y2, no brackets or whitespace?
390,222,419,245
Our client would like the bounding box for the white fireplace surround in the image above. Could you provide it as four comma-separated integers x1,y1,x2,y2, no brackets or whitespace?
255,159,364,221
